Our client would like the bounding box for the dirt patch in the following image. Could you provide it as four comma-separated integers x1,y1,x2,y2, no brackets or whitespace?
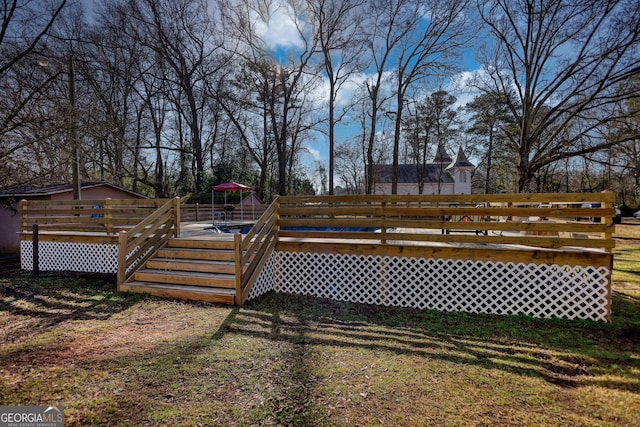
1,297,231,368
56,305,217,364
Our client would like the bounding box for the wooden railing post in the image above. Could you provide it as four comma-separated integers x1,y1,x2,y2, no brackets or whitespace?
601,191,614,253
275,195,280,236
19,199,27,234
104,198,113,234
234,233,243,306
117,230,127,291
381,201,387,244
173,197,181,237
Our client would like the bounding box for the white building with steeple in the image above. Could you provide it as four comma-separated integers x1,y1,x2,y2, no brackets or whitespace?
372,143,475,195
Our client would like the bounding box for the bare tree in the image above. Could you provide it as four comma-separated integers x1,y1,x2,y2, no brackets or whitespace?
0,0,68,188
216,57,278,201
403,90,460,194
334,140,363,194
0,0,67,75
606,76,640,206
477,0,640,192
464,92,511,193
359,0,471,194
387,0,471,194
127,0,227,193
308,0,366,195
220,0,321,196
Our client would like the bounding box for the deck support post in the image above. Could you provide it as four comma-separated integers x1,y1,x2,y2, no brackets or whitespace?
117,230,127,291
173,197,181,237
234,233,243,306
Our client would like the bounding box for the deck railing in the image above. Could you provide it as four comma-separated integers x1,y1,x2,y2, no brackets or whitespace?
271,193,615,321
277,192,616,252
181,203,267,222
235,196,280,305
18,198,173,274
20,198,169,236
116,198,180,288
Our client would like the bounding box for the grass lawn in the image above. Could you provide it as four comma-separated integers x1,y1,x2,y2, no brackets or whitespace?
0,242,639,426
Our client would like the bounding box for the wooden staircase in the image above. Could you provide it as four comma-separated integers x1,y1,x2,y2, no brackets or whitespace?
119,237,238,305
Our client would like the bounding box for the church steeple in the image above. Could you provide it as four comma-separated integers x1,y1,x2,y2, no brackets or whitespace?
444,146,474,194
446,146,474,170
431,142,452,163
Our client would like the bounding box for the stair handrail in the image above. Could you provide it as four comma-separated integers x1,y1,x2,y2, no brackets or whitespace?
236,195,280,305
117,197,180,290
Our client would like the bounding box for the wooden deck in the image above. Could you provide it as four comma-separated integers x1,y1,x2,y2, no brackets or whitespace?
19,193,616,320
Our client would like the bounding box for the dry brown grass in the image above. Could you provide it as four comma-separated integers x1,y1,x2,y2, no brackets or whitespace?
1,264,639,426
0,220,638,425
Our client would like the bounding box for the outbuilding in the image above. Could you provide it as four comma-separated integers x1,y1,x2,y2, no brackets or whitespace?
0,182,146,253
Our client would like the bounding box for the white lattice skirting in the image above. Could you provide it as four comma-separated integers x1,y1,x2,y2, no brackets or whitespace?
248,252,277,301
248,251,610,322
21,240,118,274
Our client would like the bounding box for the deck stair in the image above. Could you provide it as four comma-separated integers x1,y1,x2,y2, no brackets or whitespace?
119,237,238,305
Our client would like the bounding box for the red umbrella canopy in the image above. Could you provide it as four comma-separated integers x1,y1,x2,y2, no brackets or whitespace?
212,182,252,191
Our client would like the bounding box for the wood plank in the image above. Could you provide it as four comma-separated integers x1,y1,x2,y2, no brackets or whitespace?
133,269,236,288
278,230,383,240
156,248,236,261
167,238,235,250
120,282,235,305
19,233,118,245
279,218,385,228
278,206,385,216
145,258,235,274
279,192,615,205
275,240,613,267
384,232,614,249
278,206,615,220
21,199,169,207
126,215,174,251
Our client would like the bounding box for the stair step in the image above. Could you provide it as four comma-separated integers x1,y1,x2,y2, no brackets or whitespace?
146,258,235,274
156,248,235,261
121,281,235,305
167,238,235,250
133,269,236,288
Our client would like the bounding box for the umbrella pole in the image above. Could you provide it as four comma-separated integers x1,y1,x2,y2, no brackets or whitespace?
240,190,244,222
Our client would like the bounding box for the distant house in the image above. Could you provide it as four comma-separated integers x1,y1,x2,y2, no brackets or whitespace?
0,182,146,253
372,144,475,195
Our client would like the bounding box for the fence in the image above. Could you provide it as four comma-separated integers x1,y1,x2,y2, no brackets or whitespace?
247,193,615,321
19,198,171,273
116,198,180,287
19,193,615,321
180,203,267,222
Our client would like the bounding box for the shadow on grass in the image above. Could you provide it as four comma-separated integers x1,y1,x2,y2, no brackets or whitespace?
218,290,640,393
0,268,144,329
2,265,639,425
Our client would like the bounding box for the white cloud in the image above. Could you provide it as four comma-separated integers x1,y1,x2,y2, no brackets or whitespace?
305,146,321,161
253,2,303,49
334,73,368,107
446,69,484,108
